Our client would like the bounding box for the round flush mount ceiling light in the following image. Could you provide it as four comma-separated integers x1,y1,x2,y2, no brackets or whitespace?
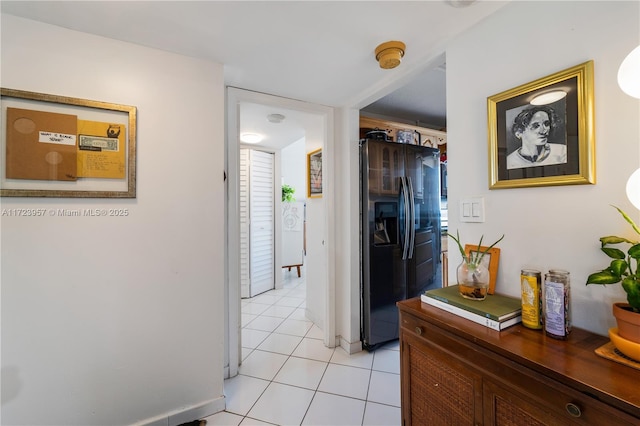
445,0,477,7
267,113,286,123
240,133,263,144
375,41,406,70
530,90,567,105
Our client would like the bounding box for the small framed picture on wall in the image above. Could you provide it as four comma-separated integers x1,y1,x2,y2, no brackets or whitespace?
307,148,322,198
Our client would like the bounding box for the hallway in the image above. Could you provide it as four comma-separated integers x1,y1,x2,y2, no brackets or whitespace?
205,268,401,425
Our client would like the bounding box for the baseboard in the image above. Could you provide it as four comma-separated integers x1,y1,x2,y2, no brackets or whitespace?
338,336,362,354
134,396,225,426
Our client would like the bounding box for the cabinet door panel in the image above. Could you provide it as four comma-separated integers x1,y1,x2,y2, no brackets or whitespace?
483,374,638,426
401,333,483,425
484,379,566,426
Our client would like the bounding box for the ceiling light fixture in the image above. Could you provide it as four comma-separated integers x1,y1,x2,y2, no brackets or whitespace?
267,113,285,123
530,90,567,105
445,0,477,7
375,41,406,70
240,133,263,144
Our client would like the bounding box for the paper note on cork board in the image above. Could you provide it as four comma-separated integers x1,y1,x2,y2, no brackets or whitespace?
77,120,126,179
6,107,78,181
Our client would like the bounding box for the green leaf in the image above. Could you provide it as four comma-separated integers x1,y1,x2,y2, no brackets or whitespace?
621,277,640,311
282,184,296,202
609,259,629,276
628,244,640,260
447,231,469,264
600,236,634,245
476,235,484,254
586,270,622,284
447,231,504,267
612,205,640,236
601,247,626,259
474,234,505,266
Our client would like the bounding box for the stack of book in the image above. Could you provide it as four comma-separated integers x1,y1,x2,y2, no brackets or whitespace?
421,285,522,331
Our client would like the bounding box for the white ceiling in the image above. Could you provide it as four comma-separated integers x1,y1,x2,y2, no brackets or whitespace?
1,0,508,150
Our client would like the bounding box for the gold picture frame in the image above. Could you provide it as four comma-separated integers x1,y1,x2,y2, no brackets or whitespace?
464,244,500,295
307,148,322,198
1,88,137,198
487,61,595,189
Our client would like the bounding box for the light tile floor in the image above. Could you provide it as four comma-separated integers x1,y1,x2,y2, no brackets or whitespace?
203,268,401,426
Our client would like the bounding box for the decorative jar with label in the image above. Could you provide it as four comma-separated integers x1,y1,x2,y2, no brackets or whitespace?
544,270,571,339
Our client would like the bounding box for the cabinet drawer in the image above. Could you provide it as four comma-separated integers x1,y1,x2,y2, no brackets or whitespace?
483,360,639,425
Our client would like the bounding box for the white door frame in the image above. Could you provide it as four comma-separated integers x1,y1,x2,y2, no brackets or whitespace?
225,87,335,378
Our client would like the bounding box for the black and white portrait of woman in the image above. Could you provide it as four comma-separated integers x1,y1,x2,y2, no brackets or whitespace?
505,103,567,170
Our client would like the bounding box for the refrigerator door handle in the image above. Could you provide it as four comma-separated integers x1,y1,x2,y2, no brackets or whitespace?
407,176,416,259
399,177,410,260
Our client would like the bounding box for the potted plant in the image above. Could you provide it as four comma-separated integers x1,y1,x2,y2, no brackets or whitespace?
282,184,295,202
448,231,504,300
586,206,640,345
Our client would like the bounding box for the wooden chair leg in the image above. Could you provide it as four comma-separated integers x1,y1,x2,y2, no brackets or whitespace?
296,265,301,277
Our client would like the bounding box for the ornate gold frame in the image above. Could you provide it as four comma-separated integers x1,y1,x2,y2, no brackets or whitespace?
307,148,322,198
1,88,137,197
487,61,595,189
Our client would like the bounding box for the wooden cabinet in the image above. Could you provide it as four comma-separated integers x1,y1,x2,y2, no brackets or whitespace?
367,141,403,195
398,298,640,425
360,116,447,199
360,116,446,149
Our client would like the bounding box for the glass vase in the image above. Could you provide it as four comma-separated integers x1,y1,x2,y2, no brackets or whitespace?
457,261,490,301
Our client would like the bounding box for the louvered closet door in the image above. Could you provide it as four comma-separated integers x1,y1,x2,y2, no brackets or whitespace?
248,150,275,296
239,148,251,298
239,148,275,298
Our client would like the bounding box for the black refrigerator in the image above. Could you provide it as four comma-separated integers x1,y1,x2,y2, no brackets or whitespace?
360,138,442,350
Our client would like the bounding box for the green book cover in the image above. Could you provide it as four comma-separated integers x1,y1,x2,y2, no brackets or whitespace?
424,285,521,321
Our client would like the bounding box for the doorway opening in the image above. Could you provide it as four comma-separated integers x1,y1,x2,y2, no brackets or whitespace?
225,87,335,379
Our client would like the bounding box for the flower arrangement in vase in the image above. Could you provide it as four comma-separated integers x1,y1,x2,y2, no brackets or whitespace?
448,231,504,301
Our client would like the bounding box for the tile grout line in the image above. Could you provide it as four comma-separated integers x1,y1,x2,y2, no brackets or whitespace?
232,274,400,424
237,278,311,424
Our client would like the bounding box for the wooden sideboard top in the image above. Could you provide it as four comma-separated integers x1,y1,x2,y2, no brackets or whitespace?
398,297,640,418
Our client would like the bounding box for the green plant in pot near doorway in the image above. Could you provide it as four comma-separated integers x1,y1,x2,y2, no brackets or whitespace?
282,184,295,202
587,206,640,359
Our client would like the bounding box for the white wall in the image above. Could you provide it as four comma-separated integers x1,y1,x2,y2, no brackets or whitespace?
305,131,328,333
281,137,306,202
1,15,225,425
446,1,640,336
335,107,362,352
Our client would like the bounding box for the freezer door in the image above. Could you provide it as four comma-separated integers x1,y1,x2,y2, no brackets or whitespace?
406,145,442,298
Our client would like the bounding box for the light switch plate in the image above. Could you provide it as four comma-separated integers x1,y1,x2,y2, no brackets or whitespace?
459,197,485,222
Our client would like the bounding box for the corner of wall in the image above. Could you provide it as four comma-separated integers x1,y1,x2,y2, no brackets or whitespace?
338,335,363,354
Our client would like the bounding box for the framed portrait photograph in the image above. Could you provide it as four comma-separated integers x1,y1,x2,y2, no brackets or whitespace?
464,244,501,295
1,88,137,198
307,148,322,198
487,61,595,189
